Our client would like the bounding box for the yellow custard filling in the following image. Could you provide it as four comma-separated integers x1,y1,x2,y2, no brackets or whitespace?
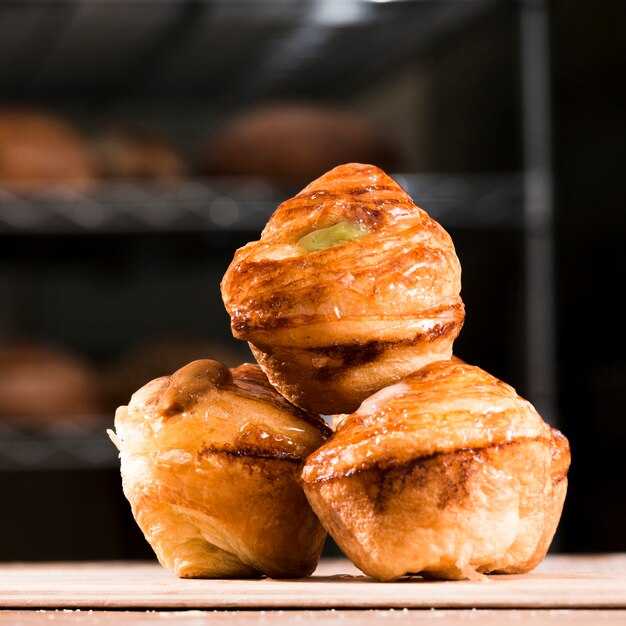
297,221,370,252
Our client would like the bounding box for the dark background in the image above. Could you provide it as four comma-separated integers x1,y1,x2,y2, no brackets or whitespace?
0,0,624,560
551,0,626,552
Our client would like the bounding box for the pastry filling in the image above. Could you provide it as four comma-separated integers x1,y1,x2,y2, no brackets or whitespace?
297,221,370,252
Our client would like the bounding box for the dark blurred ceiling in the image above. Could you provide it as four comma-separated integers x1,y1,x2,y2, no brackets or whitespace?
0,0,498,103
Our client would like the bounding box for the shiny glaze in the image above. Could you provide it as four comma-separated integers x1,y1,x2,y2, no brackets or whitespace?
157,359,233,417
303,359,568,483
126,359,331,461
221,163,464,345
114,358,330,580
229,363,330,431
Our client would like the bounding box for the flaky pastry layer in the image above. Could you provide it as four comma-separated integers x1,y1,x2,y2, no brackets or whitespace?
222,163,462,338
112,359,331,578
221,163,464,413
302,359,570,580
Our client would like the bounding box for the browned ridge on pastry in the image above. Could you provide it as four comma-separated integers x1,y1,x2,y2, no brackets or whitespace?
145,359,329,444
302,359,570,581
112,359,331,579
221,163,464,414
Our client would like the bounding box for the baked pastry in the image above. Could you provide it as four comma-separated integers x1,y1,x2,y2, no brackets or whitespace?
0,341,104,428
221,162,465,415
205,103,400,180
0,109,95,190
92,125,187,180
111,359,331,578
301,359,570,581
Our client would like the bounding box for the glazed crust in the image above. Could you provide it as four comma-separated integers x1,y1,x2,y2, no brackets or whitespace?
112,359,331,579
302,359,570,581
221,163,464,414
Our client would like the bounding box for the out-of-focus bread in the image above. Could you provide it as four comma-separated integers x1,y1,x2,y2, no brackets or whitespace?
205,103,400,180
92,126,187,180
0,109,95,190
0,341,104,427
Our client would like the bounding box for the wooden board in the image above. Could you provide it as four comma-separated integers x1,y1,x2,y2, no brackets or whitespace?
3,610,626,626
1,555,625,610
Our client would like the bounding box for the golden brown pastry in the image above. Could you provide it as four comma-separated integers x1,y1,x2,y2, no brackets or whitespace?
0,109,95,190
302,359,570,581
0,341,104,428
205,103,399,180
111,359,331,579
221,162,465,415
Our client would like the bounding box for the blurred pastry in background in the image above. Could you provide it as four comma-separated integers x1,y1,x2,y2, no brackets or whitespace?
0,340,104,429
104,334,246,411
204,102,400,180
92,125,188,181
0,109,96,191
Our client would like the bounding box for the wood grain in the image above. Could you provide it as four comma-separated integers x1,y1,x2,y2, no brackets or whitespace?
0,555,625,610
2,609,626,625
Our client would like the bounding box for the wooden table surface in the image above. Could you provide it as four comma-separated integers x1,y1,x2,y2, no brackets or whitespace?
0,555,625,624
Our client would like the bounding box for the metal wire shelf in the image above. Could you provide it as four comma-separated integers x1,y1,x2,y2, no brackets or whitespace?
0,173,524,235
0,420,117,471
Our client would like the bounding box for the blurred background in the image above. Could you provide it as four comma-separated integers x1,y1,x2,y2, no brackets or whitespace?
0,0,624,561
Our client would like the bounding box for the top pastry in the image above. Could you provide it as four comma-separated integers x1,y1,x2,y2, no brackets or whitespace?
221,163,465,414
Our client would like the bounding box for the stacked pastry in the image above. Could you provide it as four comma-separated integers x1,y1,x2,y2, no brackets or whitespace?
222,162,570,580
113,162,569,581
221,162,464,415
111,359,331,578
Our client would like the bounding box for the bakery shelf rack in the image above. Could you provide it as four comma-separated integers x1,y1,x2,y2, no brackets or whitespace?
0,171,525,471
0,0,556,473
0,171,524,471
0,173,524,235
0,420,118,471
